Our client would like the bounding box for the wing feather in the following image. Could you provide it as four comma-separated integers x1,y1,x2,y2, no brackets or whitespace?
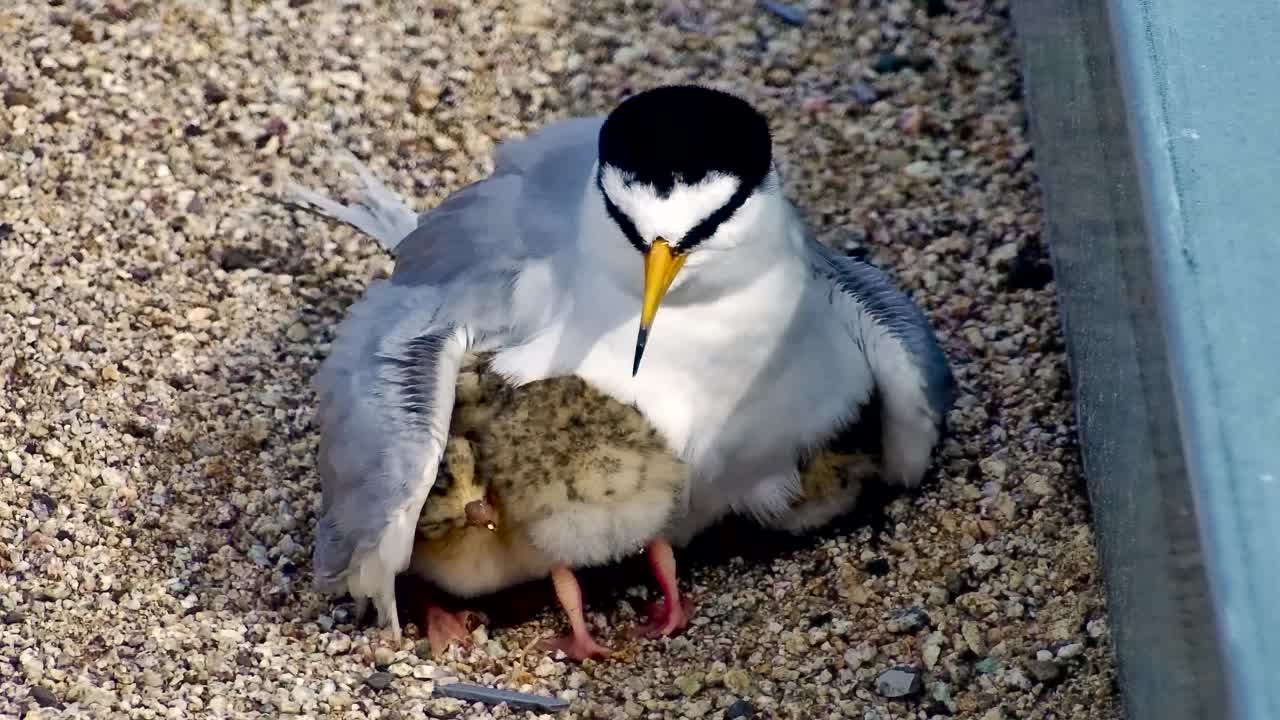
311,282,468,635
811,238,956,487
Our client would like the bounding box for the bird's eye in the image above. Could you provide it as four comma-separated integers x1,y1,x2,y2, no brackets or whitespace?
597,174,647,253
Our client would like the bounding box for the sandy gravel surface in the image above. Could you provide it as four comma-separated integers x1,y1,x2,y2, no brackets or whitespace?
1,0,1117,718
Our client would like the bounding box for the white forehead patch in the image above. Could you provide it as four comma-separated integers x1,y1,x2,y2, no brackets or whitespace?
599,165,740,246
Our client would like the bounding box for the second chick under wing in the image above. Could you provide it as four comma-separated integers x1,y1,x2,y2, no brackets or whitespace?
412,354,691,658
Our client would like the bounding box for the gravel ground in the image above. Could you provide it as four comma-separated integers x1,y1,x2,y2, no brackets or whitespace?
1,0,1118,718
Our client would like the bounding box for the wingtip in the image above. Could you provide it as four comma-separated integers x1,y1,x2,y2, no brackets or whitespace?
284,149,419,253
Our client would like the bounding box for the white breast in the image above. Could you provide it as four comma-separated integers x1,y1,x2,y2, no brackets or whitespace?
492,254,874,538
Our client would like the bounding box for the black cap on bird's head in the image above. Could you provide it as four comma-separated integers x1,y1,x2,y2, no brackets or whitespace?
595,86,775,375
598,85,773,201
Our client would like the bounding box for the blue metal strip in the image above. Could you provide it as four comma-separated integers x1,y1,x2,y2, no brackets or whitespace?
1105,3,1280,718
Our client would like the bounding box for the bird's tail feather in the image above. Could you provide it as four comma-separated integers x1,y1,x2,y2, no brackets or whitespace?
287,151,419,253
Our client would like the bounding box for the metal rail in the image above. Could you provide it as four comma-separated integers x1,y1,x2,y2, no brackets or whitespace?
1010,1,1280,718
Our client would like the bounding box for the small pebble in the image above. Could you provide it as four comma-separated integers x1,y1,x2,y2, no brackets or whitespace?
874,667,923,698
534,656,562,677
877,149,912,169
4,88,35,107
673,673,702,697
844,644,875,670
29,687,62,709
979,457,1009,481
898,106,925,134
962,622,986,654
886,607,931,634
922,631,945,669
365,672,393,690
1024,473,1054,496
725,699,756,719
931,681,955,710
903,160,940,179
1056,642,1085,659
723,668,753,695
220,247,258,271
203,82,228,104
1028,659,1063,685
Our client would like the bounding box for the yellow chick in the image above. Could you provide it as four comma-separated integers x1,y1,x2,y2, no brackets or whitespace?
768,447,880,534
411,355,691,659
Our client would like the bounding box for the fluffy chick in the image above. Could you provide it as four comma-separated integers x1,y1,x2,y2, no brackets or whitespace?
767,448,880,534
411,355,690,659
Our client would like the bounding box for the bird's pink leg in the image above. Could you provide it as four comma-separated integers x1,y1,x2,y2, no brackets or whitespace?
636,537,693,637
537,565,613,661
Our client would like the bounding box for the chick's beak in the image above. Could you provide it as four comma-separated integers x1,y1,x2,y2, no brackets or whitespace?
464,499,497,532
633,239,687,376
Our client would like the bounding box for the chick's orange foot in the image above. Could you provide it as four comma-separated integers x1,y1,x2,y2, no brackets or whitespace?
634,595,695,637
536,631,614,661
423,605,486,657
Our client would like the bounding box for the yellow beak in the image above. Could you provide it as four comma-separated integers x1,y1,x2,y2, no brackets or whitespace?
633,239,687,376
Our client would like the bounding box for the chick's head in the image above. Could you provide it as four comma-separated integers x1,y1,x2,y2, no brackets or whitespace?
417,436,500,540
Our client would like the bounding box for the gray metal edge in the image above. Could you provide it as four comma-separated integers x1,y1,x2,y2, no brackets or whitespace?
1007,1,1229,718
1102,2,1280,719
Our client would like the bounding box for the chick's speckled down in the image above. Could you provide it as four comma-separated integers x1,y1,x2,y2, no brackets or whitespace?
412,354,688,598
454,354,685,531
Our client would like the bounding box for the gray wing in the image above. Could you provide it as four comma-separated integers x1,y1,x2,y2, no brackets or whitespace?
305,116,603,632
809,234,956,488
311,285,466,609
389,116,604,286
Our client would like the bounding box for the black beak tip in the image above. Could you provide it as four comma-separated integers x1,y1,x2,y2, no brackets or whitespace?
632,326,649,377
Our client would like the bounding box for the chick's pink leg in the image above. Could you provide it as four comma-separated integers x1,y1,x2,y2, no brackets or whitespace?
637,537,693,637
538,565,613,661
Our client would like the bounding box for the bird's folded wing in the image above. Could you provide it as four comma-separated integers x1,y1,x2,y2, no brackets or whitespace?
300,116,605,633
311,282,467,600
813,239,956,488
310,280,516,635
